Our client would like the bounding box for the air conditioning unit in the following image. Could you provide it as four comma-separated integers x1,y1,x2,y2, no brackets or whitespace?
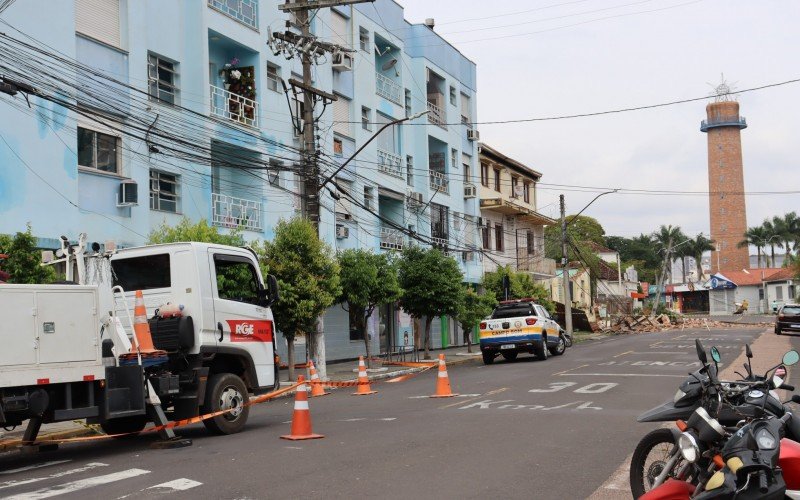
117,179,138,207
464,184,476,198
332,52,353,72
407,191,424,205
336,225,349,239
467,128,480,141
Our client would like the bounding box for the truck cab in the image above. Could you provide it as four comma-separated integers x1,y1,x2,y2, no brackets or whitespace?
479,299,565,365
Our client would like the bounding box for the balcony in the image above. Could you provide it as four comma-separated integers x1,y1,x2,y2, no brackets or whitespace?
208,0,259,30
210,84,259,128
212,193,262,231
430,236,450,255
430,170,449,194
377,149,404,179
700,116,747,132
375,73,402,105
380,227,405,251
427,101,446,129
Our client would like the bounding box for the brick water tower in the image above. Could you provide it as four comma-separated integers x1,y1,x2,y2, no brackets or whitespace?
701,82,750,274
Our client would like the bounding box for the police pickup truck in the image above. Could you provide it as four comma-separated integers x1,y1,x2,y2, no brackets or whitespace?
478,299,566,365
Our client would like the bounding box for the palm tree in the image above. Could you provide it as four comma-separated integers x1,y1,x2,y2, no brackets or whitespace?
687,234,715,281
676,235,692,283
738,226,769,268
762,219,780,267
650,225,685,308
781,212,800,260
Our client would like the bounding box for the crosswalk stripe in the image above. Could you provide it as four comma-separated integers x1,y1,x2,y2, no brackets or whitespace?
147,478,202,491
0,463,108,490
4,468,150,500
0,461,72,475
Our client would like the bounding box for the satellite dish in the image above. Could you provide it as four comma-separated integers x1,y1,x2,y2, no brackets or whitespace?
381,58,398,71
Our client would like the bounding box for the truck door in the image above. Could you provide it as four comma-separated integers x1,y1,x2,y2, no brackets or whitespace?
208,251,275,389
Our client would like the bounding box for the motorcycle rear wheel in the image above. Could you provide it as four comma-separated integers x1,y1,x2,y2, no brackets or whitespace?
630,428,679,498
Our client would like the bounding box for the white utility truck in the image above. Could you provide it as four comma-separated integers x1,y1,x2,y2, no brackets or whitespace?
0,236,279,450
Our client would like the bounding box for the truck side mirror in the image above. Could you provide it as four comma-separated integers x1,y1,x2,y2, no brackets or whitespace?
265,274,279,307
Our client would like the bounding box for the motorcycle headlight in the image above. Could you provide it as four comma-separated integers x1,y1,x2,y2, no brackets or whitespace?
756,428,777,449
673,389,687,404
678,432,699,463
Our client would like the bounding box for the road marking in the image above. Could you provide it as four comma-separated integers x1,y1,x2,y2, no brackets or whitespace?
559,372,687,378
674,334,686,339
613,350,634,358
147,478,203,491
378,418,397,421
340,418,366,422
485,388,509,395
1,463,108,491
439,389,507,410
552,364,589,376
458,399,603,411
0,461,72,475
5,468,150,500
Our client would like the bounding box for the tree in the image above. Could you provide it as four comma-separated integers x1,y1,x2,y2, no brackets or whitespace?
739,225,770,268
455,288,497,353
772,212,799,261
686,233,715,282
650,225,685,309
607,234,660,283
397,247,464,360
337,249,400,367
675,234,692,283
259,218,341,381
0,224,57,284
762,219,780,266
483,265,554,312
544,215,606,261
148,218,244,246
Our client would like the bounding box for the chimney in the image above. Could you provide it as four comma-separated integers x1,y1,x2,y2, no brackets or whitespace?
424,18,435,30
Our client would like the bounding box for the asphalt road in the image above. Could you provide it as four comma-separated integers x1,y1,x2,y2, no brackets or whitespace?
1,327,792,499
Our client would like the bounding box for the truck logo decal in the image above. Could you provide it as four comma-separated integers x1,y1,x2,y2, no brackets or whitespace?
226,320,273,343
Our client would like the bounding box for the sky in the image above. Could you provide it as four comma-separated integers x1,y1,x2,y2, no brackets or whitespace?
399,0,800,240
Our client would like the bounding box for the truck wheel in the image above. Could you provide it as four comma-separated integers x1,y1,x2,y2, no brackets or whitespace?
201,373,250,435
100,416,148,438
501,351,518,362
534,338,548,360
549,336,566,356
482,351,495,365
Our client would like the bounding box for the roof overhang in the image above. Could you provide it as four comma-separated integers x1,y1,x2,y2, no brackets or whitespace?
480,198,557,225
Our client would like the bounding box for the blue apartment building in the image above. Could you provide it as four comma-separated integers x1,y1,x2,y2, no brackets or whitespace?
0,0,481,362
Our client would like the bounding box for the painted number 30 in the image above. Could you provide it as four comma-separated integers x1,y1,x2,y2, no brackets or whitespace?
529,382,618,394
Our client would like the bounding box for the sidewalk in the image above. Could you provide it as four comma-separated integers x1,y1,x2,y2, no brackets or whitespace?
0,345,482,453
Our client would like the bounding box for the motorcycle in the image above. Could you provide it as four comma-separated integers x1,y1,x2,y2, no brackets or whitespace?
630,340,799,497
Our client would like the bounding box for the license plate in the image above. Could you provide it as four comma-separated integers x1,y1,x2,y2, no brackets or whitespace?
501,344,515,350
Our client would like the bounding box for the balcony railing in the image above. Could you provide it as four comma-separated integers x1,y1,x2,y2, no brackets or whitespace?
380,227,405,251
377,149,403,178
208,0,258,30
430,236,449,255
427,101,446,129
700,116,747,132
210,84,259,128
430,170,449,194
212,193,262,231
375,73,403,105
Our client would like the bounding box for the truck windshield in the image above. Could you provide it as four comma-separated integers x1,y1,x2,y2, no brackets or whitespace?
491,304,534,319
111,254,171,291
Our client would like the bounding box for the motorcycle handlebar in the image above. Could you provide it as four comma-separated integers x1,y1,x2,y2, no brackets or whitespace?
781,384,796,391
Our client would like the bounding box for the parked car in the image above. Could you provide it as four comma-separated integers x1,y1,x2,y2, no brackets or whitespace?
775,303,800,334
479,299,566,364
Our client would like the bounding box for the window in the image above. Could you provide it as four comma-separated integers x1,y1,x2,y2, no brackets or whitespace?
449,86,456,106
364,186,375,210
493,169,501,192
482,224,491,249
495,224,504,251
777,286,784,300
149,170,180,213
406,155,414,186
361,106,371,131
527,231,535,255
481,163,489,187
333,137,343,156
214,256,259,304
148,53,178,104
267,63,280,92
333,95,351,137
359,27,370,52
111,254,170,291
405,89,412,116
463,161,470,184
511,176,519,198
75,0,120,48
349,307,364,340
78,127,119,173
790,285,796,300
523,182,530,203
335,179,353,220
450,149,457,172
431,203,449,240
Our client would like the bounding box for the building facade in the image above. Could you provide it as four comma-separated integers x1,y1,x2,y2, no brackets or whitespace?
0,0,481,362
477,143,556,281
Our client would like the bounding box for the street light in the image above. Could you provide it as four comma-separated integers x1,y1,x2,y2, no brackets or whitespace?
318,110,429,191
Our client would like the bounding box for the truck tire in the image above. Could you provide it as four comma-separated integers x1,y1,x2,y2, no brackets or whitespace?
549,336,566,356
501,351,518,362
534,337,548,360
201,373,250,435
100,416,148,438
482,351,495,365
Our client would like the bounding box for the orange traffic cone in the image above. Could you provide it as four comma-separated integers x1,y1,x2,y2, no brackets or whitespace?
352,356,377,396
119,290,167,366
281,376,324,441
430,354,458,398
308,360,330,397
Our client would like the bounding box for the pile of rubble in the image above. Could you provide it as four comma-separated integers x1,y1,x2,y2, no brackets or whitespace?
600,314,772,333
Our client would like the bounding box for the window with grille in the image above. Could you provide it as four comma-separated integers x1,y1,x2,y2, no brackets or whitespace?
77,127,119,173
150,170,180,213
406,155,414,186
147,53,178,105
431,203,449,240
267,63,280,92
359,27,370,52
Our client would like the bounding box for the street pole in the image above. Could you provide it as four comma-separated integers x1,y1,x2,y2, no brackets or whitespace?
560,194,573,337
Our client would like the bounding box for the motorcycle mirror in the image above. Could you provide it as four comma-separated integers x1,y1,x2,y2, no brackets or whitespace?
773,365,787,389
695,339,708,364
783,350,800,367
745,344,753,359
710,346,721,363
792,394,800,405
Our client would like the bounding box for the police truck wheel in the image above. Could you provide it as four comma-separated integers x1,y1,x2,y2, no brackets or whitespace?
201,373,250,435
100,416,148,438
534,338,548,360
549,336,567,356
501,351,518,362
482,351,495,365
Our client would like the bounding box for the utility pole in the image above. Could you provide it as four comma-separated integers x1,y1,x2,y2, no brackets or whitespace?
560,195,573,337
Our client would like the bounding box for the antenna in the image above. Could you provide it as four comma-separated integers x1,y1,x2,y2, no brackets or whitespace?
707,73,739,102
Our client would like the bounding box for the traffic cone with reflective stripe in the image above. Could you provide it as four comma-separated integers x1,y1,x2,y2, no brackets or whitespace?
308,360,330,397
430,354,458,398
131,290,158,352
352,356,377,395
281,376,324,441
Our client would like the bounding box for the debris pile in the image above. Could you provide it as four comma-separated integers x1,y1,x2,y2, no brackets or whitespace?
601,314,772,333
